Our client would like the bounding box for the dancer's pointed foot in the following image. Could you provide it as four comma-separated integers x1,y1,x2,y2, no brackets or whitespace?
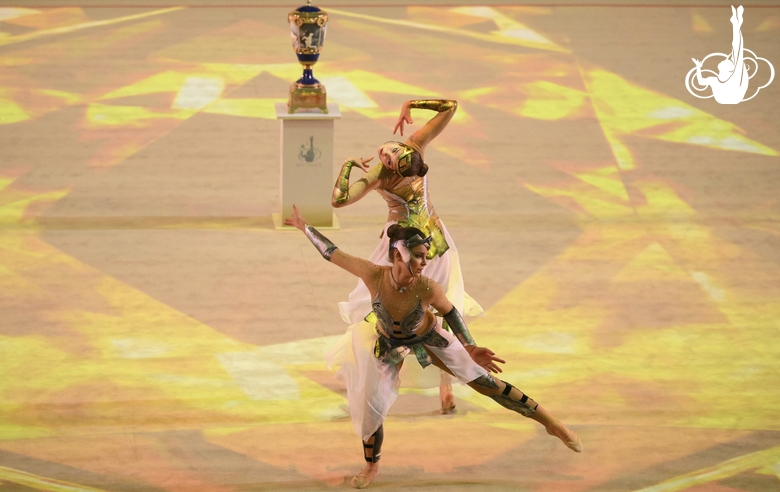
350,463,379,489
545,422,582,453
439,383,456,414
562,429,583,453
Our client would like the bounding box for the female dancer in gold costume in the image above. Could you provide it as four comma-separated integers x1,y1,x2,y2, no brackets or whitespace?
332,99,479,413
286,205,582,489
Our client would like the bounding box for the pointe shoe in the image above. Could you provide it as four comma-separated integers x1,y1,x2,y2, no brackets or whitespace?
563,430,583,453
350,473,373,489
546,425,582,453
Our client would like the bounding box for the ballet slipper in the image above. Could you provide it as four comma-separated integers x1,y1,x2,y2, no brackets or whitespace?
546,425,582,453
561,429,583,453
530,405,582,453
440,404,457,415
350,464,378,489
351,472,375,489
439,383,456,414
350,473,371,489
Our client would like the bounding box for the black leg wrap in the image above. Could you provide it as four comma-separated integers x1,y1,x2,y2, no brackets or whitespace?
520,394,529,404
363,426,383,463
490,380,537,417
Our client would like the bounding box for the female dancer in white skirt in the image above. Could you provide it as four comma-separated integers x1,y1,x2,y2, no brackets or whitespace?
285,205,582,489
332,98,479,413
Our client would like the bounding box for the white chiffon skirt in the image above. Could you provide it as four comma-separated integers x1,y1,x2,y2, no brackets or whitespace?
326,320,489,440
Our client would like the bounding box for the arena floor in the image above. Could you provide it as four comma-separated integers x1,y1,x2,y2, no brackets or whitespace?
1,1,779,490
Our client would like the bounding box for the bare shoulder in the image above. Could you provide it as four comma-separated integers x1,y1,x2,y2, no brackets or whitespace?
417,276,453,314
417,275,443,299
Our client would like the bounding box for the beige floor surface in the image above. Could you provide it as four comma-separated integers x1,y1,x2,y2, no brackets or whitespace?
1,1,779,491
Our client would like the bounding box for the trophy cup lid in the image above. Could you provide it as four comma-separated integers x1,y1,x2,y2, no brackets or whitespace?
293,0,322,13
289,0,327,26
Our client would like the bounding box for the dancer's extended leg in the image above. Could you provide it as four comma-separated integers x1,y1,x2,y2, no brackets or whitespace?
351,426,383,489
470,375,582,452
427,349,582,452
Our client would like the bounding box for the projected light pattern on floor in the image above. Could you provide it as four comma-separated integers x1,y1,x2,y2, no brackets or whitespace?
1,4,779,491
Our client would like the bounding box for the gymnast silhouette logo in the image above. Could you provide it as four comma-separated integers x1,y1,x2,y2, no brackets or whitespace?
685,5,774,104
298,136,322,163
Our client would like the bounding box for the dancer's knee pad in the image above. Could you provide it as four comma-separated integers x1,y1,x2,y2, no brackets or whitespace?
489,381,538,417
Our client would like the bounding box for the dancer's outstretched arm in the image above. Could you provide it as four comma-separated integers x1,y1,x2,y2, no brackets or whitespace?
394,99,458,152
285,204,381,286
428,280,505,373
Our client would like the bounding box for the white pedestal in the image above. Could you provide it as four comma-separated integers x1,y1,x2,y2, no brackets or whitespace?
274,102,341,229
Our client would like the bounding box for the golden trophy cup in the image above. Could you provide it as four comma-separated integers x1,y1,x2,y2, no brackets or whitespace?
288,1,328,113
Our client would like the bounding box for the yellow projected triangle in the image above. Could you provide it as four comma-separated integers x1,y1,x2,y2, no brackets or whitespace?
612,242,690,283
583,68,778,169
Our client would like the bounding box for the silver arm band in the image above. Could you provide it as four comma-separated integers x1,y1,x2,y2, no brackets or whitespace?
443,306,475,346
304,224,338,261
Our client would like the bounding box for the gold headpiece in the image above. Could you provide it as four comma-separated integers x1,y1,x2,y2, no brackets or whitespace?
395,144,415,177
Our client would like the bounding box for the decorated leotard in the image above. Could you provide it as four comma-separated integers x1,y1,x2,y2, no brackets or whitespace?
377,170,448,259
330,270,488,440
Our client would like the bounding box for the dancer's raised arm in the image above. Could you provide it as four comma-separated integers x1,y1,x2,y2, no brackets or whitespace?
394,99,458,152
285,205,380,285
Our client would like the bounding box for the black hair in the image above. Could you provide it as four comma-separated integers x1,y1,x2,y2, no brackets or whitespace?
386,224,427,261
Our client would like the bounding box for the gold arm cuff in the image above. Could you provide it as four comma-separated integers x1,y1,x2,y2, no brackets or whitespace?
408,99,457,112
332,159,354,205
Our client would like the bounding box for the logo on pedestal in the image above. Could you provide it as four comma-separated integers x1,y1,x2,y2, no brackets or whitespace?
298,136,322,163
